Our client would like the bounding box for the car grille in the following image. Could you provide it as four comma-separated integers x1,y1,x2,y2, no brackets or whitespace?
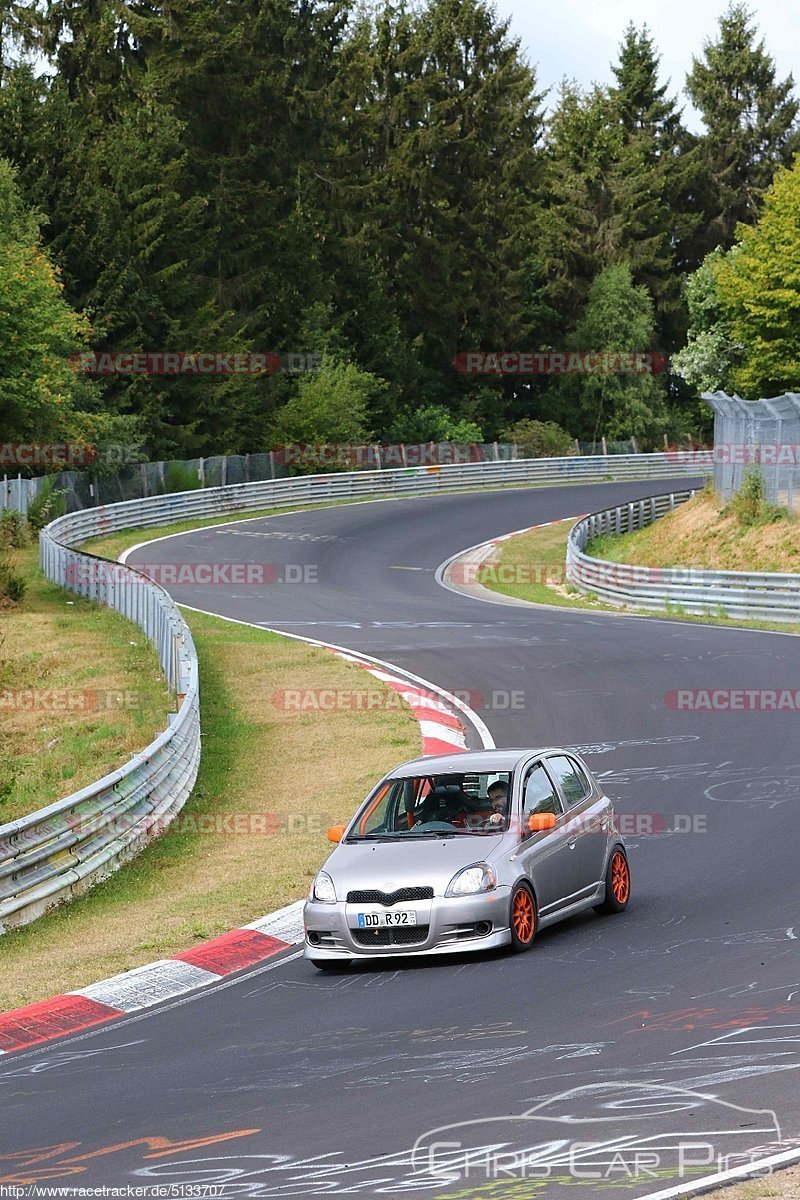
352,925,429,947
347,887,434,906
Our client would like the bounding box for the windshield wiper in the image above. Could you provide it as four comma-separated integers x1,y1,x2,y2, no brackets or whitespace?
346,833,399,841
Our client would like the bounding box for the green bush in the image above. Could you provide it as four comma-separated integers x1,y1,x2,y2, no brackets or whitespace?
25,478,67,532
0,556,26,603
161,462,202,493
726,467,786,527
0,509,29,550
385,404,484,443
502,419,576,458
271,360,381,445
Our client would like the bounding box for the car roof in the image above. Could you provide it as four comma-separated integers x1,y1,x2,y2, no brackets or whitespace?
385,748,570,777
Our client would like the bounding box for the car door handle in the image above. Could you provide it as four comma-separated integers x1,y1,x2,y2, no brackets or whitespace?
567,837,578,848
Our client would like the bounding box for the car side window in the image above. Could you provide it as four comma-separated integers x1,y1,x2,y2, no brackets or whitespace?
546,755,591,808
522,764,563,819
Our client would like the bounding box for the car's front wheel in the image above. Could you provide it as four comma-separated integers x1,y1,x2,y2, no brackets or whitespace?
309,959,347,971
594,847,630,914
509,882,537,952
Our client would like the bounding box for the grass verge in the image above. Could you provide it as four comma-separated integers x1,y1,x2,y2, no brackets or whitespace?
479,517,800,635
589,485,800,573
710,1166,800,1199
0,603,419,1010
0,544,171,826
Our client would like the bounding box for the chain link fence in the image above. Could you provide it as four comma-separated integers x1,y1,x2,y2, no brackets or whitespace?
704,391,800,512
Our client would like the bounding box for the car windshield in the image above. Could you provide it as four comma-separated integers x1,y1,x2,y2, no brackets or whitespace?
346,772,513,839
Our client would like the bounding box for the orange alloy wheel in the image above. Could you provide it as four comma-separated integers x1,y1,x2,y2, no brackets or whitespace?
512,886,535,945
610,851,630,905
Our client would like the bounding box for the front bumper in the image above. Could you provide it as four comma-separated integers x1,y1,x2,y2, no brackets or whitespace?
303,887,512,960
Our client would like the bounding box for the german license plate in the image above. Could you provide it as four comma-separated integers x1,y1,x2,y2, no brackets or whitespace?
356,910,417,928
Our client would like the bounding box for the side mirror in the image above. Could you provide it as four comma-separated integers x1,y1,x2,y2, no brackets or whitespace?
327,823,346,843
528,812,557,833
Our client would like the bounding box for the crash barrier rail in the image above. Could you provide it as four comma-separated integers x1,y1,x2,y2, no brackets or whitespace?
0,530,199,932
567,489,800,621
31,450,714,544
0,451,710,931
0,438,669,515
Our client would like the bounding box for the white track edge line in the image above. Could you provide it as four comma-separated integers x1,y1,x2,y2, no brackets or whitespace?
170,602,495,750
641,1145,800,1199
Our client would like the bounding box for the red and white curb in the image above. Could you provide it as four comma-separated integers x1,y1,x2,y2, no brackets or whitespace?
0,902,305,1055
330,649,468,756
435,515,587,606
0,652,470,1056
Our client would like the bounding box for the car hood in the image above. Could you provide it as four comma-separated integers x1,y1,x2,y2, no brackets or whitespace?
323,834,507,896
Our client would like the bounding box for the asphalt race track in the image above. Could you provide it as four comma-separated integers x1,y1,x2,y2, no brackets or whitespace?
3,477,800,1198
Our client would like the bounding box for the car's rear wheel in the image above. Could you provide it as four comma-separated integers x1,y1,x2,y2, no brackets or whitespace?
594,847,630,914
509,882,537,952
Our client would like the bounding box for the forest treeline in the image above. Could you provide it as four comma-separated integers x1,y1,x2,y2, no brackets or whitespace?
1,0,799,461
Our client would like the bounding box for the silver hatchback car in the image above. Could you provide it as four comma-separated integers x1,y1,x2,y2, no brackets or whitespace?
304,748,630,967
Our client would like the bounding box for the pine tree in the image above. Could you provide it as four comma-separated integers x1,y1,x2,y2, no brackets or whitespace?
332,0,545,418
685,2,800,249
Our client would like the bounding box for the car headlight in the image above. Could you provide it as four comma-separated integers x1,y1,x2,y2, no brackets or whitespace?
446,863,497,897
311,870,337,903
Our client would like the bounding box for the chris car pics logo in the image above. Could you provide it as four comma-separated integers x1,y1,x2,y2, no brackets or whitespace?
412,1082,784,1187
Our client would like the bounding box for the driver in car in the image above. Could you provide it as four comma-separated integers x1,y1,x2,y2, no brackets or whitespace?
451,779,509,829
485,780,509,825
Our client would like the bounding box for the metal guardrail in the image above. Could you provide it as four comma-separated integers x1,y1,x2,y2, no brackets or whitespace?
0,534,200,932
31,451,714,544
567,490,800,621
0,451,710,932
